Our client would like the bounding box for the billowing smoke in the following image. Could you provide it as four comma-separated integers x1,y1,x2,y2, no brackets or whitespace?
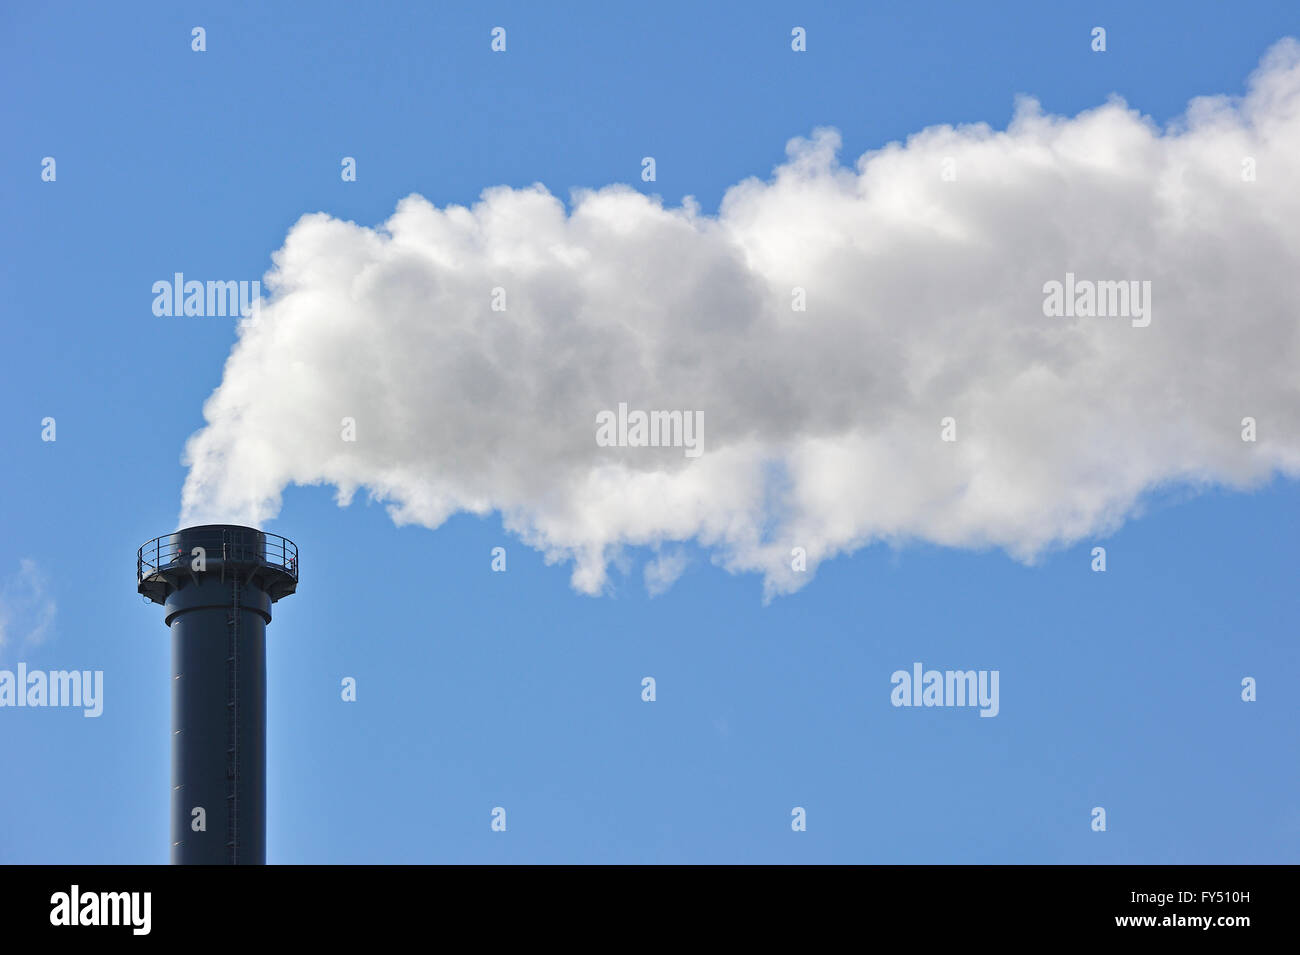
181,40,1300,597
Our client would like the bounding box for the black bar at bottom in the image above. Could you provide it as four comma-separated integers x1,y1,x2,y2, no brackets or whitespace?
1,864,1286,940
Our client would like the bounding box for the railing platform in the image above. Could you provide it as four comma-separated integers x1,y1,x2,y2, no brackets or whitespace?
137,525,298,605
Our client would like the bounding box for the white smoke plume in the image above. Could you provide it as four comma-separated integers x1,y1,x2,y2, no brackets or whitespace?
181,40,1300,597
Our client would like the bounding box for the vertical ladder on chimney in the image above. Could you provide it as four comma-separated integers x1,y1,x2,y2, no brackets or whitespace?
226,572,240,864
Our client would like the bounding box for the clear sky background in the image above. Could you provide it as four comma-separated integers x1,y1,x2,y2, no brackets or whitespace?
2,0,1298,863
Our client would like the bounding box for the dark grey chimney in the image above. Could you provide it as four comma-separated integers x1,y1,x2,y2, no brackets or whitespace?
137,524,298,864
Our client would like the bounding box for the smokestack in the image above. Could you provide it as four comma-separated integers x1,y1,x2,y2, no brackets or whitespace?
136,524,298,865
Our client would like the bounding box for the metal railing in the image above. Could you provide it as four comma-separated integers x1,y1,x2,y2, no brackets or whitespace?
137,529,298,583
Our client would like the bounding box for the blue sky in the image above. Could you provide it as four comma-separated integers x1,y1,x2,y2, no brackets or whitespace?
2,0,1298,863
